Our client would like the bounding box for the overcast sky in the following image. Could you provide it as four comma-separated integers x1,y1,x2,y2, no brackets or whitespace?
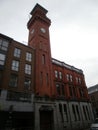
0,0,98,87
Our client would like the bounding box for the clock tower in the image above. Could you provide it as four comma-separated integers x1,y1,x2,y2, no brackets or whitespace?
27,4,53,97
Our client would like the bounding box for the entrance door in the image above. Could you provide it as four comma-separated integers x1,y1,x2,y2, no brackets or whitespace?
40,111,53,130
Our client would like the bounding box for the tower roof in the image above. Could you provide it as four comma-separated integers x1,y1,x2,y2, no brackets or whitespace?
30,3,48,15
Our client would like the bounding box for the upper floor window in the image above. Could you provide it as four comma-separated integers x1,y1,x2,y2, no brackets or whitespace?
59,72,62,79
79,88,84,97
46,73,49,85
66,74,70,81
56,83,65,96
42,54,45,64
12,60,19,71
55,70,58,78
40,72,43,86
79,78,81,84
69,85,76,97
76,77,82,84
26,52,32,62
25,64,31,75
70,75,73,82
66,74,73,82
0,39,9,51
56,84,60,95
0,53,6,65
76,77,78,83
14,48,21,58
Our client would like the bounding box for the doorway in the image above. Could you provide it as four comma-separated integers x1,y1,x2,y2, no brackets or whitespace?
40,110,53,130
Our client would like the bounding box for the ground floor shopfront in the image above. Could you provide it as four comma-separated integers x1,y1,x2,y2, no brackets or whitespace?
0,98,94,130
0,111,34,130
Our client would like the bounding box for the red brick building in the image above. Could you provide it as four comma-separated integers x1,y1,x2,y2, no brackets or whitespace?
0,3,94,130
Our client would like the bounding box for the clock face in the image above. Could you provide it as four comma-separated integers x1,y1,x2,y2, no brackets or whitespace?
40,28,46,33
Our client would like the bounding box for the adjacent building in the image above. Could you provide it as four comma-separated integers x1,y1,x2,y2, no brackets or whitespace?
88,84,98,118
0,3,94,130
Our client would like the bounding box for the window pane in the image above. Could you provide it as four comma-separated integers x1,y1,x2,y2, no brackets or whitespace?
66,74,69,81
0,39,9,51
55,70,58,78
26,52,32,62
0,53,6,65
70,75,73,82
59,72,62,79
25,64,31,75
12,60,19,71
14,48,21,58
9,74,18,87
3,40,9,47
7,91,31,102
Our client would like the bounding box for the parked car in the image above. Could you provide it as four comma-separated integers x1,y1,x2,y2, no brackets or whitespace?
90,118,98,130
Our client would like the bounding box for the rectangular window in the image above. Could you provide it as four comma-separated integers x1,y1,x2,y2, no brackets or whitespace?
69,86,76,97
24,78,31,90
25,64,31,75
79,78,81,84
79,88,84,97
9,74,18,87
26,52,32,62
7,91,31,102
76,105,80,120
0,53,6,65
76,77,78,83
56,83,60,95
42,54,45,64
0,39,9,51
61,84,65,95
86,106,90,120
55,70,58,78
59,104,64,122
40,72,43,86
66,74,70,81
83,106,88,120
70,75,73,82
12,60,19,71
72,105,77,121
14,48,21,58
69,85,73,96
63,104,68,121
59,72,62,79
46,73,49,85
